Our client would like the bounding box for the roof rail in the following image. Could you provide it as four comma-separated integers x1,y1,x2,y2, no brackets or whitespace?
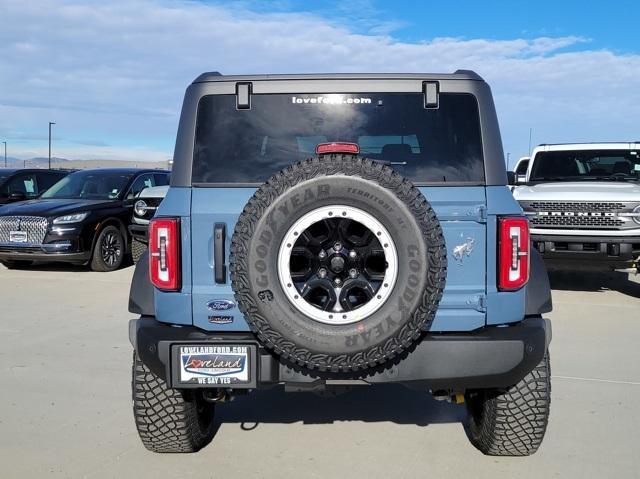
193,71,484,83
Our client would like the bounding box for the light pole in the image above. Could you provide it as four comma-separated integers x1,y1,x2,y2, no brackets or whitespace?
2,141,6,168
48,122,56,169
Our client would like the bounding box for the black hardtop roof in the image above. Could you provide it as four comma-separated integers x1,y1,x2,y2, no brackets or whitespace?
193,70,483,84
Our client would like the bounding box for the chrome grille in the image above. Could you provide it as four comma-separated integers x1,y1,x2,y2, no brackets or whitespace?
529,202,625,212
0,216,49,244
530,214,622,229
526,202,626,230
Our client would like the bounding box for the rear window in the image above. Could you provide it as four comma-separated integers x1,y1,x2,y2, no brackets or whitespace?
192,93,484,184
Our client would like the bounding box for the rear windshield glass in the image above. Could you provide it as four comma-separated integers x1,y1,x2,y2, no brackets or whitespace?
529,149,640,182
192,93,484,184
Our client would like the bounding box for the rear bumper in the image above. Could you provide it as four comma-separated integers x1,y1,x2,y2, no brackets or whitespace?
532,233,640,270
130,315,551,391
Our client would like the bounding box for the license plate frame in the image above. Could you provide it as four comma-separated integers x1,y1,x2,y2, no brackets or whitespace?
172,343,257,389
9,231,28,243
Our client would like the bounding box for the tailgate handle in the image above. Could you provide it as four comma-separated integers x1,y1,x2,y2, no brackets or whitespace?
214,223,226,284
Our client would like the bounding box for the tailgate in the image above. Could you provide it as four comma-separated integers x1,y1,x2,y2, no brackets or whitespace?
190,186,487,332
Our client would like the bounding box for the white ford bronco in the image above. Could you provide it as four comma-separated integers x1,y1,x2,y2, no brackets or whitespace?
512,142,640,271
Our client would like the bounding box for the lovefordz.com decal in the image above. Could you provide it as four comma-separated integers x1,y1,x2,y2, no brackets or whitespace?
179,346,249,385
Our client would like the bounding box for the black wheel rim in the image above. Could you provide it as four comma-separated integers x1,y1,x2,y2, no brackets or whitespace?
289,217,387,312
101,231,122,267
278,205,398,325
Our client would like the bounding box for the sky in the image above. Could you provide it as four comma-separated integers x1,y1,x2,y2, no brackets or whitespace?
0,0,639,168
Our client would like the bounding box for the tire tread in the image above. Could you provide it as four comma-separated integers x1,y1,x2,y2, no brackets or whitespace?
131,352,215,453
467,352,551,456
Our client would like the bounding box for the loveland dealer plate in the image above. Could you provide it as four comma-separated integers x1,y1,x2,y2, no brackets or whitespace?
178,345,250,385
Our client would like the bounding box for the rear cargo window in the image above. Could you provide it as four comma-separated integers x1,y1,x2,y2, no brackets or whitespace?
193,93,484,184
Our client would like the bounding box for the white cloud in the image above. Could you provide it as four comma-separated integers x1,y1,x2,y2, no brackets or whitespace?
0,0,638,164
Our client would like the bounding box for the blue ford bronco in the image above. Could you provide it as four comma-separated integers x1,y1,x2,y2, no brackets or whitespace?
128,71,553,455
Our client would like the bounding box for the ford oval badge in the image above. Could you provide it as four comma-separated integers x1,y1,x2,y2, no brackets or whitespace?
207,299,236,311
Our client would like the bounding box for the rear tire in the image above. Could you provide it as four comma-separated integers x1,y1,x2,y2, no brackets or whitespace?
131,238,147,264
132,352,216,453
90,225,124,272
0,260,32,269
465,351,551,456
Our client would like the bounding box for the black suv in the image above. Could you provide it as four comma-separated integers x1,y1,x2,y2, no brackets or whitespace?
0,168,71,205
0,168,169,271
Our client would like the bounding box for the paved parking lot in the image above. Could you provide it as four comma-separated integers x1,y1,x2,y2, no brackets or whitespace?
1,263,639,478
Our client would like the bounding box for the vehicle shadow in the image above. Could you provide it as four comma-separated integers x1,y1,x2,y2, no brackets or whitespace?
213,384,466,431
549,270,640,298
1,261,134,273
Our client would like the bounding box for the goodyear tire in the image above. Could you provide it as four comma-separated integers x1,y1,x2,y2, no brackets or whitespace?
231,155,446,372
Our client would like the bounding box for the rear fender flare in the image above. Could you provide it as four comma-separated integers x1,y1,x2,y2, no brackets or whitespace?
129,250,154,315
525,248,552,315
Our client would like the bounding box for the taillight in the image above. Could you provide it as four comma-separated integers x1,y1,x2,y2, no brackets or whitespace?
498,216,530,291
315,142,360,155
149,218,181,291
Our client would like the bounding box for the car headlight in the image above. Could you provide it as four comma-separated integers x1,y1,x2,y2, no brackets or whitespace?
634,205,640,225
53,212,89,224
134,200,148,217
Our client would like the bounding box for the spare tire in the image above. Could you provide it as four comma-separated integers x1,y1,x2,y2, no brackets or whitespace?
231,155,446,372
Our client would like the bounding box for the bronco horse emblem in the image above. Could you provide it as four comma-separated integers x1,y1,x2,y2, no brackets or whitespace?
453,237,475,265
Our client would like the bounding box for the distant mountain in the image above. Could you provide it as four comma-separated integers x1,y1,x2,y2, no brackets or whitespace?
1,157,21,168
2,157,170,170
2,157,68,168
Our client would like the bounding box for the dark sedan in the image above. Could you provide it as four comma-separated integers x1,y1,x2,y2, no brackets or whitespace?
0,168,170,271
0,168,72,205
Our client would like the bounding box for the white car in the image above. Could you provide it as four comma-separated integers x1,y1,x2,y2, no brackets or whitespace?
512,142,640,271
128,185,169,263
513,156,530,183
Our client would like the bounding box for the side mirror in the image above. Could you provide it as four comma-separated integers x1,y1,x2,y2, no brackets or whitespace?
9,191,26,201
506,171,516,186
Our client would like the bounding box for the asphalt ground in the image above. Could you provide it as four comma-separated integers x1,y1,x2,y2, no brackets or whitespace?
1,263,639,478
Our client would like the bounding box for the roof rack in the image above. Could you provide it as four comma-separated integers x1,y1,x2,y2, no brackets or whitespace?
193,71,484,83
